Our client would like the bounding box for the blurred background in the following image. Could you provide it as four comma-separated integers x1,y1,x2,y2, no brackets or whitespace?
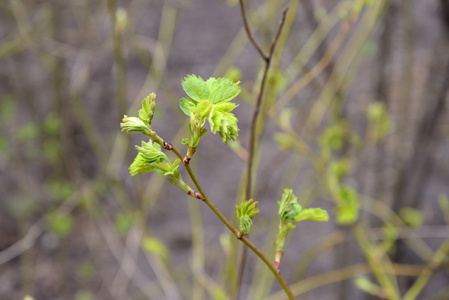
1,0,449,299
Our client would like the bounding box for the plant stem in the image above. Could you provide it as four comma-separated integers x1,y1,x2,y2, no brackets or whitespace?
402,238,449,300
169,146,296,300
245,7,288,200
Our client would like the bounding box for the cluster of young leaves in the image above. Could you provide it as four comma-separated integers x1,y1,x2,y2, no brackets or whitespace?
121,93,156,136
180,75,241,148
275,189,329,264
235,199,259,236
121,94,191,193
366,102,392,142
326,159,360,225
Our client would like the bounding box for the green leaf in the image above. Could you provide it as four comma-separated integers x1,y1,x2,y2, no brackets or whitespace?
209,110,239,144
294,208,329,222
399,207,423,228
182,74,209,102
139,93,157,126
214,101,238,113
129,154,158,176
115,211,134,236
180,97,197,116
46,212,74,238
196,99,213,117
278,189,302,221
156,158,181,176
239,214,253,235
206,77,241,104
236,199,259,219
142,236,169,262
18,123,38,142
129,140,168,176
335,186,360,225
121,116,151,134
44,113,61,136
224,66,241,83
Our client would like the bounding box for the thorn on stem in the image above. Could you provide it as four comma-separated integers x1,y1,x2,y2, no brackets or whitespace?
183,156,191,164
164,142,173,150
237,232,243,239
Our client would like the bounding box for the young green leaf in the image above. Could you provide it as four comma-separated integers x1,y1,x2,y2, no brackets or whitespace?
120,116,151,134
180,75,242,147
335,185,360,225
129,140,168,176
180,97,197,116
206,77,241,104
236,199,259,235
182,74,209,102
139,93,157,126
294,208,329,222
278,189,302,221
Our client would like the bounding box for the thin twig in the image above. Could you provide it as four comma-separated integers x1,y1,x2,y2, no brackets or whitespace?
235,5,288,300
238,0,268,60
168,145,296,300
245,7,288,201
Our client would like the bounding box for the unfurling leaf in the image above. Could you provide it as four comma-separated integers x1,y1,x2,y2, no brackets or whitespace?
129,140,167,176
139,93,157,126
239,214,253,236
180,75,241,146
236,199,259,235
294,208,329,222
278,189,302,221
120,116,151,134
335,185,359,225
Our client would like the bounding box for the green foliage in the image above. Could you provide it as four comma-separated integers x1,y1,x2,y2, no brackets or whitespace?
129,140,169,175
115,211,134,236
294,208,329,222
46,211,74,238
335,185,360,225
273,132,293,150
18,123,38,142
366,102,392,140
275,189,329,255
278,189,302,221
142,236,169,263
180,75,241,145
236,199,259,235
139,93,156,127
224,66,242,83
120,93,157,135
44,113,61,136
319,123,346,153
47,180,75,200
399,207,423,228
120,116,151,135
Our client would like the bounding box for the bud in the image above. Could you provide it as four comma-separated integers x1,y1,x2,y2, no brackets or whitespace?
278,189,302,221
120,116,151,134
139,93,157,126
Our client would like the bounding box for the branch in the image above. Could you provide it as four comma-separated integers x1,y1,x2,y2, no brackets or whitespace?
245,7,288,200
168,144,296,300
238,0,269,60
